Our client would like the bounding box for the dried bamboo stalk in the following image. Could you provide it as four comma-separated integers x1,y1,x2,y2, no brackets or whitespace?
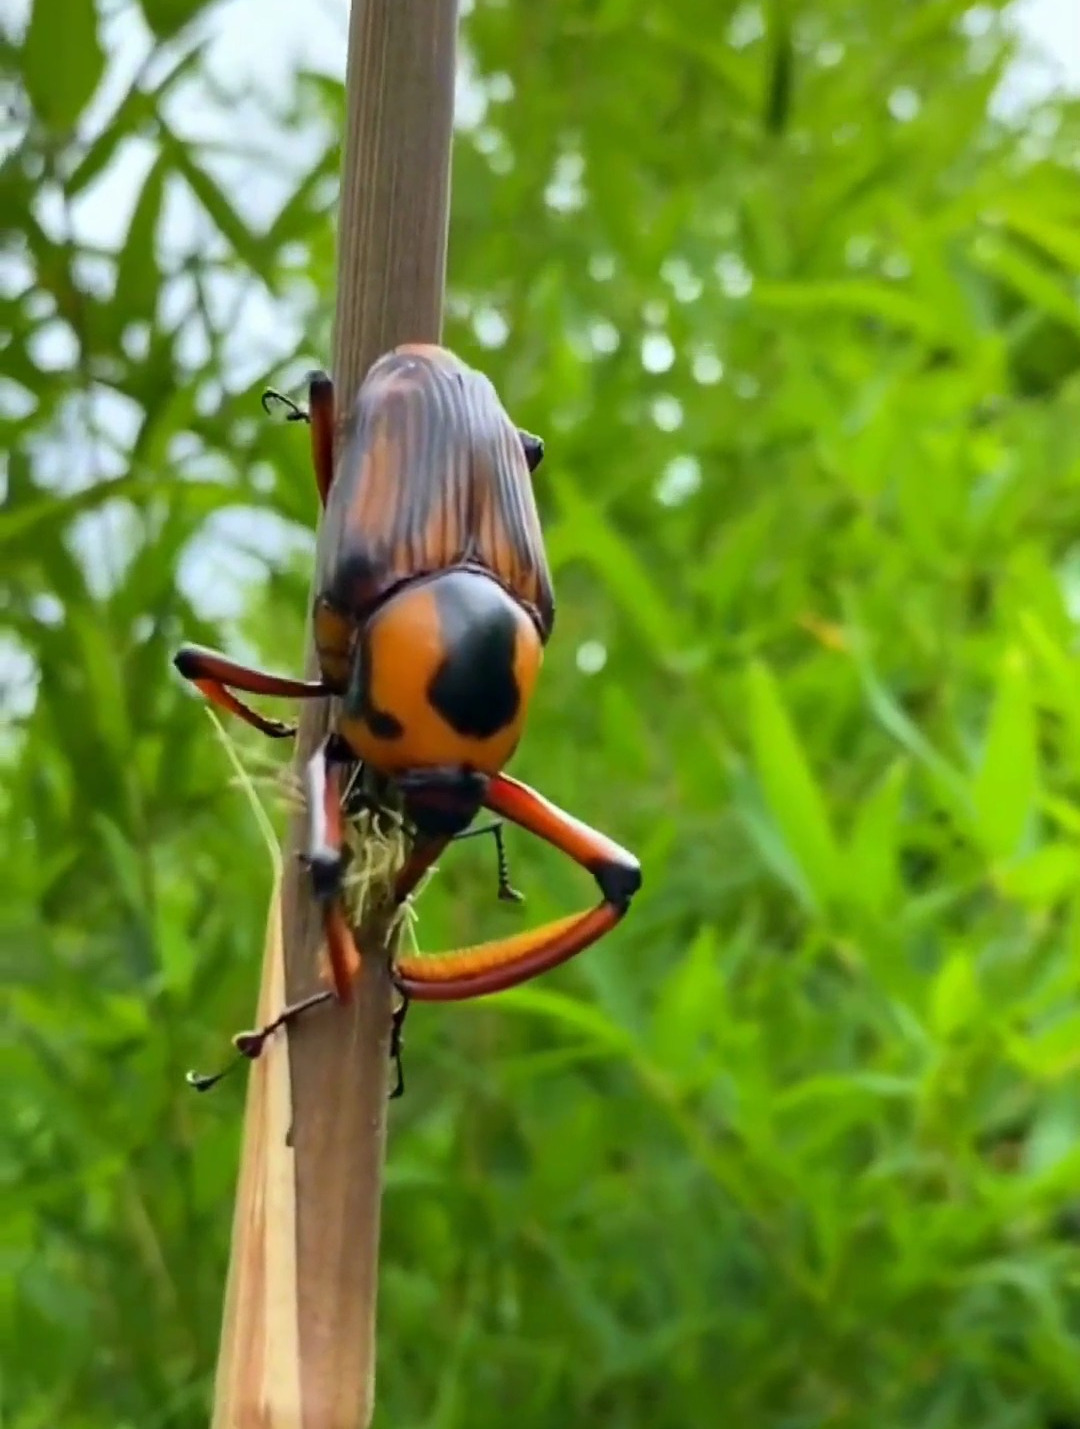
210,3,459,1425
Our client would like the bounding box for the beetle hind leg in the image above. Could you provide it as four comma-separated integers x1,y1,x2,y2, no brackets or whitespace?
303,738,363,999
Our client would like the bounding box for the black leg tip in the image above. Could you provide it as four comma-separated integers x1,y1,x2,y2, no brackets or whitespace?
264,719,299,740
594,859,642,907
306,850,345,900
173,646,199,678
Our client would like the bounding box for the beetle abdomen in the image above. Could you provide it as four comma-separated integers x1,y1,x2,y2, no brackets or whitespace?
314,345,555,642
338,569,542,777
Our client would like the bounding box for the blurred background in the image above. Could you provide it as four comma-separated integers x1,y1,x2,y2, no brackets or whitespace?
5,0,1080,1425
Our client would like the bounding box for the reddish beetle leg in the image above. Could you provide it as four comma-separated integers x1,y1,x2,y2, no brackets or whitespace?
172,644,332,738
186,735,418,1095
307,369,335,505
304,738,362,1000
394,773,641,1000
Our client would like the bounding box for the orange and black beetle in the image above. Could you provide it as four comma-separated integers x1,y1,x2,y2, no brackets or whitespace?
175,344,640,1059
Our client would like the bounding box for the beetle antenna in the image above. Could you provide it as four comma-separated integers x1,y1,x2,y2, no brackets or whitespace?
518,428,544,473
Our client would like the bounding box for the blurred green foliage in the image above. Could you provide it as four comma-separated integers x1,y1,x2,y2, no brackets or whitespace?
6,0,1080,1425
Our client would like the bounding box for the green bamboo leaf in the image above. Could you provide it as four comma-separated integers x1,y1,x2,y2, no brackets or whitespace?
842,589,972,822
745,660,840,910
845,759,908,918
265,161,337,250
640,15,758,109
67,610,135,765
1000,207,1080,277
751,280,949,345
728,755,815,908
115,156,168,321
67,44,206,194
995,844,1080,908
91,814,147,922
1020,612,1080,767
1009,1013,1080,1080
974,647,1039,861
138,0,207,40
930,951,979,1039
547,470,693,660
168,139,264,263
0,477,237,545
762,2,792,136
22,0,104,130
970,234,1080,337
648,924,723,1076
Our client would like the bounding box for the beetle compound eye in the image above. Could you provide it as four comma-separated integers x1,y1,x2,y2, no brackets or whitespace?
518,429,544,473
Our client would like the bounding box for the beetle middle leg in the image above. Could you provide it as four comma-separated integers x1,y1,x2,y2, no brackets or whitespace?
450,819,523,903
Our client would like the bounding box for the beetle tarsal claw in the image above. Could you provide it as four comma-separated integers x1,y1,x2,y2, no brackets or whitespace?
260,387,310,423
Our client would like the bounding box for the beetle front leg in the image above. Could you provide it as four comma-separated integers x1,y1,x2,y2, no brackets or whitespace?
309,747,463,998
260,369,336,505
394,774,641,1001
303,736,373,1001
188,736,356,1087
186,739,404,1093
173,643,333,738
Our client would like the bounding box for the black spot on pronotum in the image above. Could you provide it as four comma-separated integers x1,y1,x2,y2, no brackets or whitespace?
427,571,520,739
518,428,544,473
369,709,405,738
